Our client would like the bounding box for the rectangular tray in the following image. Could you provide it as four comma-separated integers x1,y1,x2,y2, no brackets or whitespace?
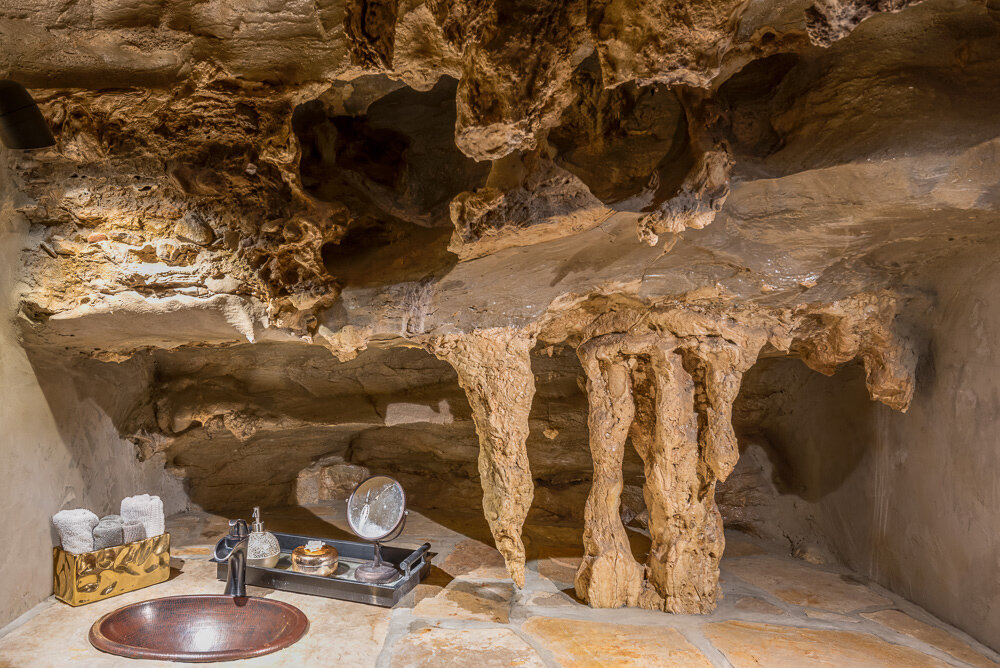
215,532,431,608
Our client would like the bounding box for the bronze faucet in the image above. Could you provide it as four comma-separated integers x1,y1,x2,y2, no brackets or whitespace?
212,519,250,598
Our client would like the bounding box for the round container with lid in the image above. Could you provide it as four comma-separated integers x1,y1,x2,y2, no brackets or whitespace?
291,540,339,576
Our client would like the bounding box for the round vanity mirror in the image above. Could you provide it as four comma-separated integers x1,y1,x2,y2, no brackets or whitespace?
347,476,406,540
346,476,407,583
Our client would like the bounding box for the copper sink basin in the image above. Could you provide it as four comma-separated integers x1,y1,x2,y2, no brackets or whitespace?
89,595,308,662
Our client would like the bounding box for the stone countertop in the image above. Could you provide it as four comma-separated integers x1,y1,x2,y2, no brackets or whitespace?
0,506,995,667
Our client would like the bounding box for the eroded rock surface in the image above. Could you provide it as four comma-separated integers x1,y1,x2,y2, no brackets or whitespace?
430,328,537,587
539,294,912,610
2,0,996,618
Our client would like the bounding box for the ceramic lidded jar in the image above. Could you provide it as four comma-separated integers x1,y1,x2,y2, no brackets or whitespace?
291,540,339,576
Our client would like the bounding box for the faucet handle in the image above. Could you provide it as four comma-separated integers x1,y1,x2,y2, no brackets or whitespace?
212,519,250,562
228,518,250,540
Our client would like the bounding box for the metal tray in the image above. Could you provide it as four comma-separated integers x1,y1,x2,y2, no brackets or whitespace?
214,532,431,608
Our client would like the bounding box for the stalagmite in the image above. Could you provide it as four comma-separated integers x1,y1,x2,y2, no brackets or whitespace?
430,328,537,587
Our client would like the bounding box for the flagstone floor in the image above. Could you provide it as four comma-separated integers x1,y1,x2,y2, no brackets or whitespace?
1,504,996,667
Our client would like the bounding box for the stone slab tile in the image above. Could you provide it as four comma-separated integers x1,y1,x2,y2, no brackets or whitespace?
523,616,713,667
724,555,891,613
523,589,580,609
411,581,515,623
438,539,509,579
805,609,860,623
533,545,583,585
862,609,999,668
389,627,545,668
521,523,586,548
732,595,785,615
723,533,769,558
703,621,948,667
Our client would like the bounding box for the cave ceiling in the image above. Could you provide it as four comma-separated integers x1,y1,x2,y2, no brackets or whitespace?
3,0,1000,607
0,0,992,343
5,0,997,355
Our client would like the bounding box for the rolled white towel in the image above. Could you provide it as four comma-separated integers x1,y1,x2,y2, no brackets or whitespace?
120,494,164,538
93,516,124,550
52,509,99,554
122,520,146,544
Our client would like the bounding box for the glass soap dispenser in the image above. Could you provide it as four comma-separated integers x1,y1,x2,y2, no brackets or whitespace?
247,506,281,569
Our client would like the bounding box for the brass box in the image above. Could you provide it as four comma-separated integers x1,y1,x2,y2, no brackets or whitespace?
53,533,170,606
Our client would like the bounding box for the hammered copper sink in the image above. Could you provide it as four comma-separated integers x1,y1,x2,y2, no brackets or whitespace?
89,595,309,662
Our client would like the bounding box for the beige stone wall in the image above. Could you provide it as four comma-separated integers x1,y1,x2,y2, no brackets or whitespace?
0,152,186,629
735,255,1000,651
851,257,1000,652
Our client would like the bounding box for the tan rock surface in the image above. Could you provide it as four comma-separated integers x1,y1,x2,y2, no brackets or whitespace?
724,535,768,558
389,627,545,668
523,590,578,609
2,0,999,648
862,609,999,668
411,581,515,624
568,311,781,613
574,336,644,608
724,555,891,613
437,539,509,580
534,545,584,586
704,621,948,667
430,328,536,587
733,596,786,616
523,616,713,667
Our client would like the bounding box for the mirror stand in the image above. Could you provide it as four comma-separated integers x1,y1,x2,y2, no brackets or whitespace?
347,475,409,585
355,514,406,583
355,541,398,583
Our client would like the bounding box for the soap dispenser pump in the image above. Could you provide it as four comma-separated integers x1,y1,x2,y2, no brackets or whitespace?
247,507,281,569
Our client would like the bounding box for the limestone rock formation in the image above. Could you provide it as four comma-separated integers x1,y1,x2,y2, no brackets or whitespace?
430,328,537,587
2,0,995,620
537,295,912,609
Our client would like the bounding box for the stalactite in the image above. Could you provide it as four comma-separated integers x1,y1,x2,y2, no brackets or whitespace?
793,293,917,412
430,327,537,587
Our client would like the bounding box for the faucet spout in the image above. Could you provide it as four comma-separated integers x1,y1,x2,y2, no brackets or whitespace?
213,519,250,598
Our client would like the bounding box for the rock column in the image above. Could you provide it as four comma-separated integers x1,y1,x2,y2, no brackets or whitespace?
575,334,644,606
575,332,761,613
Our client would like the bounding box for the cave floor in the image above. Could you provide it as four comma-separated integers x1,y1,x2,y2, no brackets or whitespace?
0,504,996,667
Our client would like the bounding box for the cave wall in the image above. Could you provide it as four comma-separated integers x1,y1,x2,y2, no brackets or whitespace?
729,256,1000,650
0,150,186,630
142,339,610,520
847,256,1000,650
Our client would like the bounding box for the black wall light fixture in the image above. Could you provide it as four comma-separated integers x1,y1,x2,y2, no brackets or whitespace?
0,80,55,150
